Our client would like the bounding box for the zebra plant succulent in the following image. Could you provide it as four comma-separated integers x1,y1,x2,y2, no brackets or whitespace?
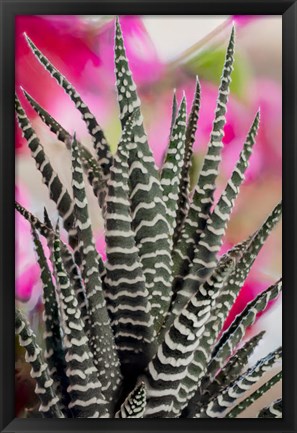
15,17,282,419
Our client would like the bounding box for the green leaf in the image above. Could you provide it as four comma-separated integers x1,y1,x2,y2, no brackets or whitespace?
161,96,187,241
104,115,155,374
52,236,109,418
173,77,201,246
195,347,282,418
24,33,113,177
143,248,239,418
15,95,77,248
227,370,282,418
71,135,122,405
16,202,90,331
31,227,70,414
206,279,282,383
184,330,265,417
187,110,260,282
169,90,178,137
21,88,105,205
186,47,249,99
115,382,146,418
172,111,260,316
170,240,249,416
257,398,282,418
172,26,235,294
15,308,65,418
208,201,282,343
115,17,173,331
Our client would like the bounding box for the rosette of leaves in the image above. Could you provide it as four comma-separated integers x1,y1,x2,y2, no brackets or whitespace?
15,17,282,419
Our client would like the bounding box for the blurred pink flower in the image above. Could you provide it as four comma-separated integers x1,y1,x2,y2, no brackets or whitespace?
15,15,163,152
232,16,261,27
95,232,107,263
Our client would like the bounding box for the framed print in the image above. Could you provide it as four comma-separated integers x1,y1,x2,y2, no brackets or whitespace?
0,1,296,432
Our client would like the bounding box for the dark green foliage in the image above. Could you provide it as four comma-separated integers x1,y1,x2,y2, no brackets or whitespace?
15,309,64,418
15,17,282,419
257,397,282,418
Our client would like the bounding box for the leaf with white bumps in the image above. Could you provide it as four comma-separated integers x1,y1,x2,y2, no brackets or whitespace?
24,33,113,178
161,96,187,242
21,88,104,204
172,27,235,292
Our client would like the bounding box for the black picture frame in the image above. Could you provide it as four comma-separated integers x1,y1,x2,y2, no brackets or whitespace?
0,1,296,432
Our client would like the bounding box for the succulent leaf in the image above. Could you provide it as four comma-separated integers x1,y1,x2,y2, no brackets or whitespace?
16,18,281,419
15,95,76,248
170,241,249,415
169,90,178,137
172,27,235,287
71,135,122,402
115,382,147,418
115,18,173,331
15,308,64,418
24,34,113,177
173,77,201,245
21,88,104,204
195,347,282,418
208,201,282,342
104,116,155,374
184,331,265,417
185,110,260,285
257,398,282,418
31,227,70,413
16,201,90,331
52,236,109,418
161,96,187,241
227,370,282,418
143,250,239,418
206,279,282,384
171,110,260,317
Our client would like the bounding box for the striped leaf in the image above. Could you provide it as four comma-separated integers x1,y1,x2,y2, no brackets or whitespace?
104,117,155,373
21,88,104,204
15,95,77,249
43,207,54,229
169,89,178,137
143,251,239,418
115,17,173,331
15,308,64,418
31,227,70,414
52,236,109,418
170,241,249,416
227,370,282,418
161,96,187,240
16,201,90,331
173,77,201,246
167,235,250,331
195,347,282,418
257,398,282,418
183,110,260,289
115,382,146,418
16,201,53,239
24,34,113,177
171,26,235,287
184,331,265,417
170,109,260,318
71,135,122,404
207,200,282,342
206,279,282,383
115,17,144,135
